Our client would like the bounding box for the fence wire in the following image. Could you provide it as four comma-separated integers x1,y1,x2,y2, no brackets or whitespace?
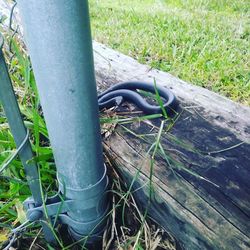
0,3,33,250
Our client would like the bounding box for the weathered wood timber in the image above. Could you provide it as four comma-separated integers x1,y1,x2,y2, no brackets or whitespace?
93,44,250,249
1,2,250,249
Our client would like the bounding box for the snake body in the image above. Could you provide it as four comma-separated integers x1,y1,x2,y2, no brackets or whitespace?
98,81,178,115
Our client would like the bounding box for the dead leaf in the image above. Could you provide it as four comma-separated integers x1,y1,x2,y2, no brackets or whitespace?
14,199,27,224
0,229,9,243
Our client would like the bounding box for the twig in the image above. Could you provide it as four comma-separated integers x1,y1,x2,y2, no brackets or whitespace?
205,141,245,155
28,228,42,250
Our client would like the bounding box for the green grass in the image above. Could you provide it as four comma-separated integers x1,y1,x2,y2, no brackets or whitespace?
89,0,250,105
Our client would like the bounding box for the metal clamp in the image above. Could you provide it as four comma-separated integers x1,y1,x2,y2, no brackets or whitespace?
24,169,109,235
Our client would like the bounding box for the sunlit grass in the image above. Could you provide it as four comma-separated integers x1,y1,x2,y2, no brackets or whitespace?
89,0,250,105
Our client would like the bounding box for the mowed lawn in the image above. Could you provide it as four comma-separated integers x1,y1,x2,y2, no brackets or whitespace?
89,0,250,105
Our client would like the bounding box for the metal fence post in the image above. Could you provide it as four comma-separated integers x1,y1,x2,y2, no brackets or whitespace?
0,33,56,244
16,0,109,242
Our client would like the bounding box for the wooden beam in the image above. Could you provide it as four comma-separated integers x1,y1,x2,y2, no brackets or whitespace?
93,44,250,249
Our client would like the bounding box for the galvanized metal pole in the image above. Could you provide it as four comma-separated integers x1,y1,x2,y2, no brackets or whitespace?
0,34,56,244
17,0,108,241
